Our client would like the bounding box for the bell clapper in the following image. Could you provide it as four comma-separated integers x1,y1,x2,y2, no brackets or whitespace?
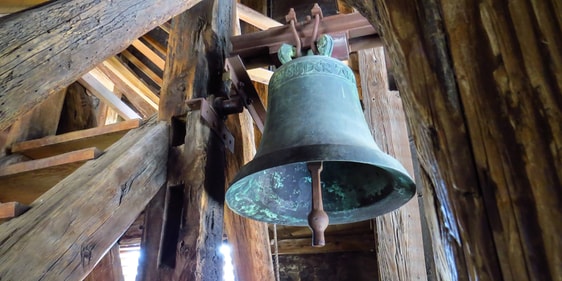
307,161,329,247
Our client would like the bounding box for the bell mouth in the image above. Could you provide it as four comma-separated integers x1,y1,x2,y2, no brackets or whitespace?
226,144,416,226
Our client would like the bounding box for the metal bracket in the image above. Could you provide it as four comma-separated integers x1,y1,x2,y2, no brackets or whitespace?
231,11,376,67
186,98,235,153
225,55,267,132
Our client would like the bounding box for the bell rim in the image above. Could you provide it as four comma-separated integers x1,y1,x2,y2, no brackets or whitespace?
226,144,416,226
231,143,414,185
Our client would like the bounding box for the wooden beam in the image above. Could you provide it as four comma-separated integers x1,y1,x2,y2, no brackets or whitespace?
102,57,160,108
223,3,274,280
0,0,201,130
230,12,380,67
131,39,166,71
0,147,101,204
224,110,275,281
0,117,168,280
236,3,282,30
11,119,142,159
84,243,125,281
92,65,157,118
136,185,166,281
348,0,562,280
121,50,164,86
273,234,375,255
359,47,426,281
142,36,168,58
119,212,145,247
79,73,142,120
157,6,199,121
272,221,372,239
0,202,30,220
5,89,65,145
137,1,231,281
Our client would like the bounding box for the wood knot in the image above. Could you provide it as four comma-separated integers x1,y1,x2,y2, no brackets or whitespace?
81,244,95,268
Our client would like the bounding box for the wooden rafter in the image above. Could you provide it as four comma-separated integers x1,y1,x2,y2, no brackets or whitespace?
121,50,164,86
0,147,102,204
11,119,142,159
131,39,166,71
102,57,160,107
92,64,157,118
79,73,141,120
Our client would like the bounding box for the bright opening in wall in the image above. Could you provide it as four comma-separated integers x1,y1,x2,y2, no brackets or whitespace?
120,246,141,281
118,243,234,280
220,243,235,281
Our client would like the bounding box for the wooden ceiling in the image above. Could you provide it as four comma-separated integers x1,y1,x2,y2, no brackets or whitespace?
0,0,377,256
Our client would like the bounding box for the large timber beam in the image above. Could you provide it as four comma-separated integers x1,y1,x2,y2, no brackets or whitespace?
347,0,562,280
0,117,168,281
0,0,202,130
359,47,426,281
138,1,231,280
224,108,275,281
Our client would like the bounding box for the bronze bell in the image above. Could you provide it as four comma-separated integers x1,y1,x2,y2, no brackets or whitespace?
225,54,415,241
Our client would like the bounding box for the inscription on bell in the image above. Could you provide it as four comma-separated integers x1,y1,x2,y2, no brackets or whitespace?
271,56,356,91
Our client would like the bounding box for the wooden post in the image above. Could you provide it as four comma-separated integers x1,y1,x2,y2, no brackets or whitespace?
84,243,125,281
222,1,275,281
137,0,233,280
0,0,202,130
359,47,427,281
224,110,276,281
347,0,562,280
0,117,168,280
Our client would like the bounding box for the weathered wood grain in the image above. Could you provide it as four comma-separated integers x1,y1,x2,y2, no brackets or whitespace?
79,73,142,120
5,89,65,146
221,2,276,280
11,119,141,159
224,109,275,281
0,0,201,130
84,243,125,281
0,117,168,281
274,234,375,255
93,63,158,118
101,57,160,107
359,47,427,281
57,82,98,134
138,1,232,281
0,147,101,204
136,185,168,281
121,50,164,86
347,0,562,280
0,202,30,221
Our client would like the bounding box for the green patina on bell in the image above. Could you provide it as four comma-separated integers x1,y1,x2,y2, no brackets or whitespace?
225,54,415,226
